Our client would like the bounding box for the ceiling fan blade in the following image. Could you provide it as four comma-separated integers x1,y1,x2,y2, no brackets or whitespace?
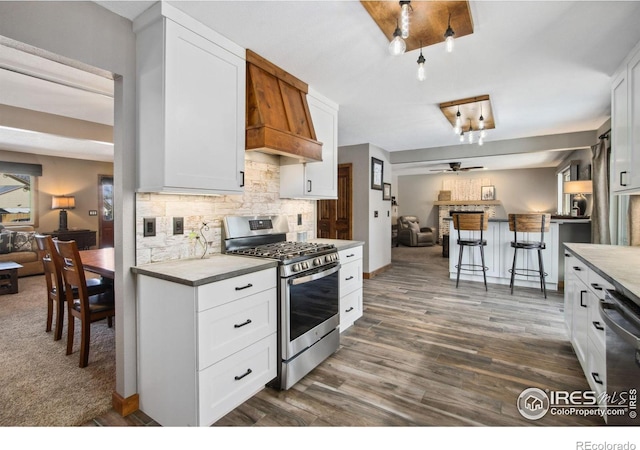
465,166,485,170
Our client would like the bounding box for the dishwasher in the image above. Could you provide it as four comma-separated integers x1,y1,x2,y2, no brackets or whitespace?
599,289,640,425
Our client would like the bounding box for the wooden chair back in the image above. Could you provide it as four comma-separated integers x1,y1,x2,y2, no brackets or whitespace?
35,234,65,338
452,212,488,231
508,213,551,243
55,240,90,317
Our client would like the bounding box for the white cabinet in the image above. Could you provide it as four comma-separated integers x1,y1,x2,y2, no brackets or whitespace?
564,248,608,414
280,88,338,199
134,3,245,195
611,39,640,193
137,267,277,426
338,245,363,332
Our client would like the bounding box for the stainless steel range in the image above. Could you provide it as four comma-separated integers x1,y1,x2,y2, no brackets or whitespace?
223,215,340,390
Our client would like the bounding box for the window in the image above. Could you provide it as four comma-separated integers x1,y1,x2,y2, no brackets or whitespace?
557,166,571,215
0,162,42,226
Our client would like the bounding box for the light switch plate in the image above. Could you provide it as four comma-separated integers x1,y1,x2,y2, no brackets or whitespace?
173,217,184,235
143,218,156,237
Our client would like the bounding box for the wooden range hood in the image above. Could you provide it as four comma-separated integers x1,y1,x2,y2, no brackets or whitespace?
246,50,323,162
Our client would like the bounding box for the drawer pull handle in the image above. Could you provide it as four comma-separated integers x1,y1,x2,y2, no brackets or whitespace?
573,266,582,271
234,319,252,329
235,283,253,291
580,290,587,308
234,368,252,381
345,306,354,313
620,171,628,187
346,254,355,258
564,253,571,257
592,321,604,331
345,276,354,281
591,283,603,291
591,372,604,385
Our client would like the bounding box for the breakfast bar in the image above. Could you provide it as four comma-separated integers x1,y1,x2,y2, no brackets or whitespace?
447,217,591,290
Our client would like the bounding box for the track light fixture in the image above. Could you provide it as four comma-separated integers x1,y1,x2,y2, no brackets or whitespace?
444,13,455,53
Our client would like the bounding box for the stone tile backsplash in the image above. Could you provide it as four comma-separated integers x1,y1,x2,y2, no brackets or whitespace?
135,152,316,265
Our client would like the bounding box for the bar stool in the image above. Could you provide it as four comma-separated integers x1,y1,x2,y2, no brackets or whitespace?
508,213,551,298
452,212,488,291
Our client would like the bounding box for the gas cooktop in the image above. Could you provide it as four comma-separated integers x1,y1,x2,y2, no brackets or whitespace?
226,241,336,262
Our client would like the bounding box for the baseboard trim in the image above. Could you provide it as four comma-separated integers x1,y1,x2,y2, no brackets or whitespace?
364,264,391,279
112,391,139,417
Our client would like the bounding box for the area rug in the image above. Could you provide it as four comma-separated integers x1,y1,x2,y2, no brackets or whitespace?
0,275,115,426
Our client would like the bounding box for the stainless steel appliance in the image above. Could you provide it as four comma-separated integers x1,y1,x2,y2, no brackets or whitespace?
223,215,340,390
599,289,640,425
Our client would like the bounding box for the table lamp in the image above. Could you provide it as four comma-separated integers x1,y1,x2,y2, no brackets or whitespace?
52,195,75,231
563,180,592,216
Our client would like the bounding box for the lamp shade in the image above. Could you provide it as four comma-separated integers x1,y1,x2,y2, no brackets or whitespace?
563,180,593,194
52,195,76,210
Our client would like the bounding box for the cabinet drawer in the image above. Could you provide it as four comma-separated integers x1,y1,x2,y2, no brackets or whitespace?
340,288,362,332
198,333,277,426
587,291,606,357
340,260,362,296
198,288,276,369
197,268,276,312
339,246,362,263
568,258,589,285
588,270,615,301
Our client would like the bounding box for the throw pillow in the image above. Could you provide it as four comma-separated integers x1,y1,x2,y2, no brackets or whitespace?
0,232,11,254
12,231,36,252
409,222,421,233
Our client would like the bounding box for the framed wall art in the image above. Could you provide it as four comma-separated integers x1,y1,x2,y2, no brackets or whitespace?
371,157,383,190
383,183,391,200
481,185,496,201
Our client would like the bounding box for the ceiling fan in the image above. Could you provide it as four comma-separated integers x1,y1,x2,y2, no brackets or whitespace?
430,162,485,172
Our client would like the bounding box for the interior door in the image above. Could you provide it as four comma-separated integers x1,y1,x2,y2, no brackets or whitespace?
317,164,352,239
98,175,114,248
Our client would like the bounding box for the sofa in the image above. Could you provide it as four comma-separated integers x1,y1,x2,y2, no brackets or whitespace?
396,215,435,247
0,225,44,277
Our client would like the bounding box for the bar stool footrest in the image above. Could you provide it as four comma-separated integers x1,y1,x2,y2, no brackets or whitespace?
508,268,548,278
455,263,488,274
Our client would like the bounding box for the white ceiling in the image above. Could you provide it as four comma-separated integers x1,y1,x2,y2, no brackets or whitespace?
4,1,640,172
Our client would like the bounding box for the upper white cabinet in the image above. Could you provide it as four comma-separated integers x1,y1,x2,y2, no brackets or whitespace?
134,3,245,195
280,88,338,199
611,39,640,193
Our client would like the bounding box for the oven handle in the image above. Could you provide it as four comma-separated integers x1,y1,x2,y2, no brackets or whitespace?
599,297,640,349
288,263,340,285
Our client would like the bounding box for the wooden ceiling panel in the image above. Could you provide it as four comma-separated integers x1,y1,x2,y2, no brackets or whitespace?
360,1,474,53
440,95,495,132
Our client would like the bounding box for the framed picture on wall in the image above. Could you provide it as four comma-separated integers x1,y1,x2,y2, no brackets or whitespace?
481,185,496,201
383,183,391,200
371,157,383,190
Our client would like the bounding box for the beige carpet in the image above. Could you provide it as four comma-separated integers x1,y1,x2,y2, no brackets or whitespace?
0,275,115,426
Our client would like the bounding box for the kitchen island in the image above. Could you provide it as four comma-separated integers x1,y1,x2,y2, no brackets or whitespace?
446,217,590,290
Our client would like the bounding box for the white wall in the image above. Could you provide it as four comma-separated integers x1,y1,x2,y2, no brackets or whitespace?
0,1,138,401
338,143,392,274
397,167,558,237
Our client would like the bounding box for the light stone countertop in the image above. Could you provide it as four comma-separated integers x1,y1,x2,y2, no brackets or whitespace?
131,254,278,286
564,243,640,303
308,238,365,251
443,217,591,224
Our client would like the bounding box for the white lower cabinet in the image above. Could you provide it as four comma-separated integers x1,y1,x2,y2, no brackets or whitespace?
338,245,363,332
137,267,277,426
564,248,608,421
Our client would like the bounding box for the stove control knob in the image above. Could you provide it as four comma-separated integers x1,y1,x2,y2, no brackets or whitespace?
325,256,331,263
292,263,301,272
302,262,308,270
313,258,321,266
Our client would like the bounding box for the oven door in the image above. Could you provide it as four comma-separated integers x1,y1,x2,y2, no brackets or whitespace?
282,262,340,360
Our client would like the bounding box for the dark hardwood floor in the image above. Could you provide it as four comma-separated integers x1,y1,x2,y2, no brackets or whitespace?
86,244,602,427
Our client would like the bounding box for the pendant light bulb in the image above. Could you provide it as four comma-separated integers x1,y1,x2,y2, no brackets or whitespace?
459,131,465,143
455,107,462,128
444,13,455,53
416,47,426,81
479,105,485,130
400,1,411,39
389,21,406,56
467,119,474,144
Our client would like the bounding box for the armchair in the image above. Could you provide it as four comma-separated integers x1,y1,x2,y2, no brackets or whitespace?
396,216,435,247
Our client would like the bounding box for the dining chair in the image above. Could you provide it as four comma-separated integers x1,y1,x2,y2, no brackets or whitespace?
452,212,489,291
508,213,551,298
55,239,115,368
34,234,110,341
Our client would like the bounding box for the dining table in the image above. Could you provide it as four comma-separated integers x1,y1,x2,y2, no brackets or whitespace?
79,247,115,279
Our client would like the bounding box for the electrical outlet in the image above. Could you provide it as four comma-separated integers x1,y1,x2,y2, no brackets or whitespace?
173,217,184,235
143,218,156,237
88,210,98,216
374,211,379,218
